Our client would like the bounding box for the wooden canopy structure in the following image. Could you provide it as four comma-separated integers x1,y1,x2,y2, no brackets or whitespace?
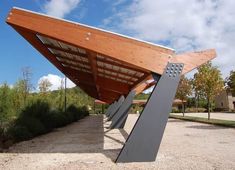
6,7,215,104
6,7,217,163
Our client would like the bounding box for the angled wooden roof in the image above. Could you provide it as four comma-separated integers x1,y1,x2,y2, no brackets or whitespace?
6,7,216,103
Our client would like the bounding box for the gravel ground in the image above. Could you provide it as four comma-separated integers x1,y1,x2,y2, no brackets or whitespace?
0,114,235,170
172,112,235,121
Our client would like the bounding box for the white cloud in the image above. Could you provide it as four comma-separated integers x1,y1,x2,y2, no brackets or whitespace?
37,74,76,91
43,0,80,18
102,0,235,77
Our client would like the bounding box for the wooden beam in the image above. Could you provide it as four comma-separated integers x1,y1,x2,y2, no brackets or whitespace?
172,49,217,74
131,74,153,91
78,83,120,103
87,51,99,98
99,88,121,100
134,81,156,95
67,67,130,95
78,83,98,99
97,76,130,94
65,67,93,82
98,97,114,104
6,8,175,75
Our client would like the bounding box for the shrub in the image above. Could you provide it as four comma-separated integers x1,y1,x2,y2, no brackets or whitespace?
79,106,90,118
66,105,89,121
172,108,180,113
15,116,46,136
7,125,32,142
19,100,61,131
20,100,53,129
5,100,90,143
50,111,70,128
21,100,50,118
0,126,4,143
66,105,80,121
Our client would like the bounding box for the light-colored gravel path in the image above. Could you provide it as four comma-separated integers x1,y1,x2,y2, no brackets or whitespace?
0,114,235,170
172,112,235,121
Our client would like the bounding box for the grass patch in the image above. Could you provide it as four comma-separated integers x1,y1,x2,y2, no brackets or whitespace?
169,114,235,128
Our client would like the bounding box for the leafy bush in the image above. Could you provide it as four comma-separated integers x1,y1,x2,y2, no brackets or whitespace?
4,100,90,143
171,108,181,113
50,111,68,128
0,126,4,142
66,105,89,120
7,125,32,142
15,116,46,136
79,106,87,118
66,105,80,121
20,100,53,128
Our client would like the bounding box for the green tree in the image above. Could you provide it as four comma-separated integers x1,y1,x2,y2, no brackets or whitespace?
57,78,64,111
226,70,235,96
193,62,224,119
176,76,192,116
192,73,203,112
0,83,11,124
13,79,26,111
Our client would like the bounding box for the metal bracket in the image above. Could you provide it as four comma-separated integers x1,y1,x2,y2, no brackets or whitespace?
116,63,184,163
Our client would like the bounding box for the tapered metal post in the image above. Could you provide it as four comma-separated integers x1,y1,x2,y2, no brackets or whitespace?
116,63,183,163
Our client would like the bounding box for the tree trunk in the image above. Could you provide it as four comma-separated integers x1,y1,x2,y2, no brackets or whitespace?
182,102,185,117
195,93,198,112
207,98,210,120
64,76,67,113
196,95,199,112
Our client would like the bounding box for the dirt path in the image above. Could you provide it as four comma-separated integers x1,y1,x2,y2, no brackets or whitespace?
0,114,235,170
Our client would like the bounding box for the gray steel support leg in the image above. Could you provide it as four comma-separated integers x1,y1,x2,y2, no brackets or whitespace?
110,90,135,129
107,96,125,121
116,63,183,163
106,103,114,117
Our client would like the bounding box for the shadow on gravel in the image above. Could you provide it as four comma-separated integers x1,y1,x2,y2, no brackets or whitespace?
6,115,129,162
168,119,186,123
186,125,226,130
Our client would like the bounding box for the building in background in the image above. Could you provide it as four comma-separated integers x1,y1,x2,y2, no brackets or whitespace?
215,89,235,111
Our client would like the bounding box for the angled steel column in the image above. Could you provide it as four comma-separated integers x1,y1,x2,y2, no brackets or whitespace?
107,102,116,117
110,90,135,129
105,103,114,117
107,96,125,121
116,63,183,163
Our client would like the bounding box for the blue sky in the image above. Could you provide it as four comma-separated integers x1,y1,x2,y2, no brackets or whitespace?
0,0,128,89
1,0,235,90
